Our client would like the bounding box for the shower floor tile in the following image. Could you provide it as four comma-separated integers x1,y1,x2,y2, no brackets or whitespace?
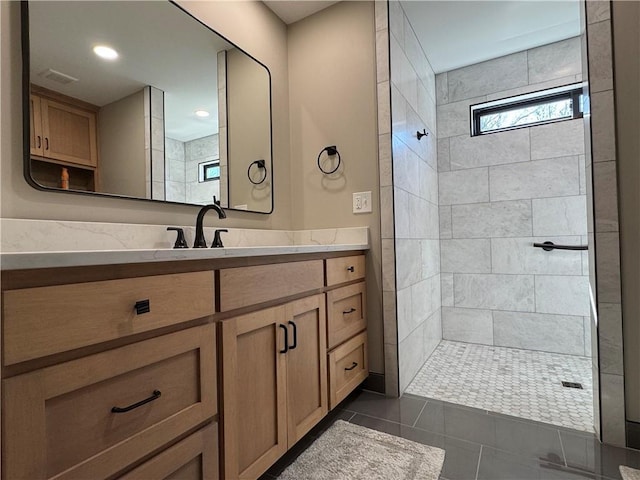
405,340,594,432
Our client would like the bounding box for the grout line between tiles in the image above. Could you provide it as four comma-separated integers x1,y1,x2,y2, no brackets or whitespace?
412,400,428,428
475,445,483,480
558,429,568,466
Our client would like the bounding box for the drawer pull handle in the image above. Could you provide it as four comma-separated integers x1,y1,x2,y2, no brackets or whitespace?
344,362,358,371
346,266,355,272
111,390,161,413
343,308,356,314
288,321,298,350
279,324,289,354
36,135,41,148
134,299,151,315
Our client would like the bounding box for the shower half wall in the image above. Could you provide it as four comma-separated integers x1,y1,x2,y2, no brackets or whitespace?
436,37,591,358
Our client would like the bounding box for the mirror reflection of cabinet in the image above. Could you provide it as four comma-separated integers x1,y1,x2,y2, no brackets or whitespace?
29,86,98,192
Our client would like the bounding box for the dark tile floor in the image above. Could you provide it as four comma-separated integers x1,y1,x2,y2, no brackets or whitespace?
259,389,640,480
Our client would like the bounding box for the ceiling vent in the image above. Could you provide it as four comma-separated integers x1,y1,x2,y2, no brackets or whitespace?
39,68,78,85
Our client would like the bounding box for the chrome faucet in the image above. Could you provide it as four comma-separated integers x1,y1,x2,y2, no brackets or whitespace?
194,199,226,248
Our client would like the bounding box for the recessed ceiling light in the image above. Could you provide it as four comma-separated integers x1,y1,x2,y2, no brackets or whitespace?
195,110,210,118
93,45,119,60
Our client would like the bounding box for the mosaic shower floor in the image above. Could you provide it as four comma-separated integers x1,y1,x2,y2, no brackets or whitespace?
405,340,594,432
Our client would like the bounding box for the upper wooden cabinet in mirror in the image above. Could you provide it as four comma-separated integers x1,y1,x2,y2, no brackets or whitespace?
22,1,273,214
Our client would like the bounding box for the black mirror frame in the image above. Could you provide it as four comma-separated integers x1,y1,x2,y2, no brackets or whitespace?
20,0,275,215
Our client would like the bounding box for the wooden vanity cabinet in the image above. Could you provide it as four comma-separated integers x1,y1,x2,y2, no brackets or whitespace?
29,86,99,191
220,294,327,479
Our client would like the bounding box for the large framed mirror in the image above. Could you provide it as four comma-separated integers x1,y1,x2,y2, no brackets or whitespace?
22,1,273,213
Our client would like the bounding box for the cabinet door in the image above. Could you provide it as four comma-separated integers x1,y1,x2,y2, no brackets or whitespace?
41,98,97,167
30,95,44,156
221,306,288,479
285,294,328,447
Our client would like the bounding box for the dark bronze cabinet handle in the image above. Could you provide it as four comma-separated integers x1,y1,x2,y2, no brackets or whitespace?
288,321,298,350
343,308,356,315
111,390,161,413
45,137,49,150
134,299,150,315
344,362,358,371
279,324,289,353
346,266,355,272
36,135,41,148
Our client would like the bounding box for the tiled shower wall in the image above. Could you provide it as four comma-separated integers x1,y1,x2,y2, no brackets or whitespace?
388,2,441,393
436,38,592,357
164,134,220,205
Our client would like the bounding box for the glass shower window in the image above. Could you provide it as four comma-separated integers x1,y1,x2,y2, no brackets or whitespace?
471,83,583,136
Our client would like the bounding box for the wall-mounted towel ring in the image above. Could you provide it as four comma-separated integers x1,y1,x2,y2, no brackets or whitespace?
317,145,341,175
247,159,267,185
417,129,429,140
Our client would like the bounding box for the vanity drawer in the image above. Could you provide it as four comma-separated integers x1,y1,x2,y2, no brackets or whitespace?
3,271,214,365
328,331,368,409
218,260,323,312
326,282,366,349
120,423,218,480
325,255,365,286
2,324,217,480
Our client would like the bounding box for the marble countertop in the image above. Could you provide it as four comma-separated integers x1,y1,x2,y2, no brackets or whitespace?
0,219,369,270
0,243,368,270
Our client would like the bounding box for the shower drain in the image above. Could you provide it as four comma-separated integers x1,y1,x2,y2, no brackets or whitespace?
562,381,584,389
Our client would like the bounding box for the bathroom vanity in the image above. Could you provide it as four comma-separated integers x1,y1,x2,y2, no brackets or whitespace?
0,236,368,479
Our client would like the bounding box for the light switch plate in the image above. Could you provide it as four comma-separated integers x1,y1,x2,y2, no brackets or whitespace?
353,191,372,213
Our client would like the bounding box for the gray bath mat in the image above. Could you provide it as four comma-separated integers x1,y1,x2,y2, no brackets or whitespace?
277,420,445,480
621,465,640,480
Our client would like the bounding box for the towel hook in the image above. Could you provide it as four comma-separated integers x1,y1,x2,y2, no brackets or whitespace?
417,129,429,140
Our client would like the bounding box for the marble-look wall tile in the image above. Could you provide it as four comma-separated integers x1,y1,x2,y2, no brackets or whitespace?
439,206,452,239
165,181,186,203
382,239,396,291
452,201,532,238
598,303,623,375
441,273,454,307
532,196,588,236
380,186,394,239
489,156,580,201
484,74,582,102
439,168,489,205
390,35,417,109
437,138,450,172
447,51,528,102
419,161,438,206
395,239,422,290
394,187,410,238
411,276,440,327
377,81,391,135
586,0,610,23
600,373,626,446
593,161,619,232
417,85,437,139
449,128,530,169
388,0,404,45
530,119,585,160
591,90,616,162
535,275,590,316
375,0,388,32
586,20,613,93
376,29,390,84
436,72,448,105
493,311,585,356
441,239,491,273
421,239,440,279
423,309,442,363
491,236,583,275
579,155,587,195
442,307,493,345
383,290,398,344
396,286,413,343
393,141,421,196
585,316,592,357
379,133,392,187
454,274,535,312
595,232,622,304
528,37,582,84
399,322,425,392
437,97,485,139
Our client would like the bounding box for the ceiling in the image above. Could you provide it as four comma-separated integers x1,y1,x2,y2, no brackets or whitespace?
263,1,339,24
29,1,231,142
400,1,581,73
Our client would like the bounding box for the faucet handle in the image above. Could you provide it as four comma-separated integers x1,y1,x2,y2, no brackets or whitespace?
212,195,221,206
212,229,228,248
167,227,188,249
